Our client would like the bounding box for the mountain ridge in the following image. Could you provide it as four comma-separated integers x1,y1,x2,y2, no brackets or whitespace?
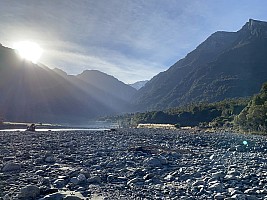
0,45,136,123
133,19,267,111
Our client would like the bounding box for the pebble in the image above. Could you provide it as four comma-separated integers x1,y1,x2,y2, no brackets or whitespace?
54,179,65,188
44,156,56,163
192,180,205,187
214,193,225,200
70,177,80,185
212,171,225,180
209,182,224,192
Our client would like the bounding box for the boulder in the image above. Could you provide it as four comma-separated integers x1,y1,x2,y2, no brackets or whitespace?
17,185,40,199
87,176,101,184
144,156,167,168
64,196,83,200
2,162,21,172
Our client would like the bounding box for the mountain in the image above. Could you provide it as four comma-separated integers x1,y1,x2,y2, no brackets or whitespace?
129,80,148,90
75,70,137,113
133,19,267,111
0,44,136,123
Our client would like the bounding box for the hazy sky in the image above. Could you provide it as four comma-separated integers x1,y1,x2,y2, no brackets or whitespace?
0,0,267,83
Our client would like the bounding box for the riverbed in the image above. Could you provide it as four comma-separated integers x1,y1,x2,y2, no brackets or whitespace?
1,129,267,199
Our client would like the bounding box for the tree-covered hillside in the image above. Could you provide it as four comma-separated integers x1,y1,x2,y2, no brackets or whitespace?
106,98,249,128
235,82,267,133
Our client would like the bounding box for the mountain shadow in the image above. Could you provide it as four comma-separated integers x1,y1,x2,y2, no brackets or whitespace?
0,44,136,124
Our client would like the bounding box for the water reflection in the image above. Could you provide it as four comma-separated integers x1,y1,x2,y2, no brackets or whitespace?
0,128,109,132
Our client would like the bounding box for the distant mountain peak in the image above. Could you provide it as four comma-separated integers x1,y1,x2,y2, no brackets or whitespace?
80,69,113,78
241,19,267,37
81,69,103,74
79,69,122,83
129,80,148,90
248,18,267,26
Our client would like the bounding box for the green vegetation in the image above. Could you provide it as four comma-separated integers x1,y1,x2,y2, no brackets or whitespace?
234,82,267,133
174,123,181,129
104,98,249,128
134,98,249,128
0,112,3,125
133,21,267,111
104,83,267,135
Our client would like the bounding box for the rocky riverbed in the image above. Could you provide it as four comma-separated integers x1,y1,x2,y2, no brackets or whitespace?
1,129,267,200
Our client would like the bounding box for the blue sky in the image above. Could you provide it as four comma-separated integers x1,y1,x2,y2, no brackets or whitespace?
0,0,267,83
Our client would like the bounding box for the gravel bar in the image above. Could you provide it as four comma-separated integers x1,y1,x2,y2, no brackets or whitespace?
1,129,267,199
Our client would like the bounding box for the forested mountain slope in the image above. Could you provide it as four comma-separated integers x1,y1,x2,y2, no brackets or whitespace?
133,19,267,111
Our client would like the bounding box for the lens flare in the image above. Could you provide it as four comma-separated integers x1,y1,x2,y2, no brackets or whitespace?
14,41,43,63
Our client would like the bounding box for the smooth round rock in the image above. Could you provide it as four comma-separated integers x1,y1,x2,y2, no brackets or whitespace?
64,196,83,200
18,185,40,199
45,156,56,163
2,162,21,172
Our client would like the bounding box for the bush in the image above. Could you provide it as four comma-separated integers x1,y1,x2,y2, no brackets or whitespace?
174,123,181,129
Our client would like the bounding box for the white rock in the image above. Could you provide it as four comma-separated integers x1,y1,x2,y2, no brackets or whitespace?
228,188,242,196
214,193,225,200
164,174,173,181
244,188,256,194
127,177,143,185
144,156,167,168
231,194,246,200
209,154,215,160
192,180,205,187
209,183,224,192
212,171,225,180
77,174,86,182
54,179,65,188
227,170,240,176
224,174,238,180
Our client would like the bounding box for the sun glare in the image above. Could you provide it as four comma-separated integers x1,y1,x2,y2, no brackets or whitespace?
14,41,43,63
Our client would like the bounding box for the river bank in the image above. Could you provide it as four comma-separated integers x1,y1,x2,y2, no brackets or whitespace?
1,129,267,199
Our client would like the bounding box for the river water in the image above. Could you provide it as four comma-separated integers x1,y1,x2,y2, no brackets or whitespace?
0,128,110,132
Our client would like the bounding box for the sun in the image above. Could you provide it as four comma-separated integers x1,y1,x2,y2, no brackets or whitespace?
14,41,43,63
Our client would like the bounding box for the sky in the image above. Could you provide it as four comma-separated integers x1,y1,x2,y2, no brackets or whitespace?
0,0,267,84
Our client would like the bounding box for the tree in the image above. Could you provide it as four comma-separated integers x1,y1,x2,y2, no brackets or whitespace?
0,112,4,125
235,82,267,133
